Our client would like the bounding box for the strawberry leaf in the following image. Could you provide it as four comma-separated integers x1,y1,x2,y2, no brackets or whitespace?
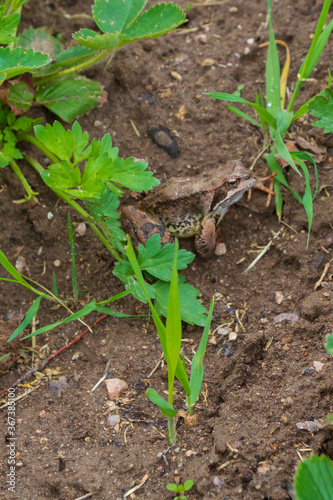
35,76,103,122
0,10,20,44
8,81,34,112
0,47,50,80
15,27,62,60
308,89,333,133
72,29,125,50
92,0,147,34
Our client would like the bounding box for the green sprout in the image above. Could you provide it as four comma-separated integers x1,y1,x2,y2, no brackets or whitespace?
166,480,194,499
125,236,214,444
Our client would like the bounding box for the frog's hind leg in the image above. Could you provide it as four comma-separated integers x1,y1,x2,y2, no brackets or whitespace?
194,216,217,258
122,206,173,248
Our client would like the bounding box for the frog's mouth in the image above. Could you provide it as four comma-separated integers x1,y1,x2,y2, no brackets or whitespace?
214,176,256,216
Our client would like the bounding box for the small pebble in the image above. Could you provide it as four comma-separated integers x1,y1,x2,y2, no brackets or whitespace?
217,327,229,335
247,38,255,45
15,256,26,273
201,58,215,67
196,34,208,44
53,260,61,267
244,47,250,55
234,52,241,58
47,212,54,220
214,243,227,255
229,332,237,341
213,476,225,487
260,318,268,324
37,246,43,256
108,414,120,427
229,6,238,13
94,120,102,127
313,361,324,372
175,447,180,453
39,410,47,419
76,223,87,236
302,367,313,376
275,291,284,304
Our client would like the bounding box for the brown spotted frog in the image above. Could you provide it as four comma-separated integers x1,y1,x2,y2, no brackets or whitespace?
122,160,271,258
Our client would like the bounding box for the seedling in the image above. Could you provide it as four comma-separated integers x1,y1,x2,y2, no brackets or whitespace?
208,0,333,240
166,480,194,499
125,236,214,443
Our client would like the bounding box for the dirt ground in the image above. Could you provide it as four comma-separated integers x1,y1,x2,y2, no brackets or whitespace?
1,0,333,498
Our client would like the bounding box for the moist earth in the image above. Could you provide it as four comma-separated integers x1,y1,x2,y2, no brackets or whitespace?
1,0,333,499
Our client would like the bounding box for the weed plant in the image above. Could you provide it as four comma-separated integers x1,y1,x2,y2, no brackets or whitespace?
208,0,333,239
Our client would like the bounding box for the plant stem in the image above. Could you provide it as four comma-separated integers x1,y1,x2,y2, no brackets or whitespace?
287,0,331,111
18,133,59,163
167,417,177,445
34,50,112,85
25,155,122,261
9,160,39,203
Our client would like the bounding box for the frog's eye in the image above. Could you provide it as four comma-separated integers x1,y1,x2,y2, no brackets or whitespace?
226,178,239,189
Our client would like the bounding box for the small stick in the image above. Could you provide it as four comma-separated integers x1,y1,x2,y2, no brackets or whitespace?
123,472,149,498
91,358,112,392
244,230,281,274
74,493,96,500
314,260,332,290
0,314,108,397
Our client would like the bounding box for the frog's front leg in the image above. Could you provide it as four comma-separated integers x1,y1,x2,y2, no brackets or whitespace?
194,216,217,258
122,206,173,248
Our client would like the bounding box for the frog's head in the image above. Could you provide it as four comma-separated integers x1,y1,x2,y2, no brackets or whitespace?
214,160,256,217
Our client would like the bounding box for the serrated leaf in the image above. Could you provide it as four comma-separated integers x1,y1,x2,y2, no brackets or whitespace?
87,189,127,252
34,121,75,161
39,46,97,77
146,388,177,418
11,116,39,132
93,0,146,34
73,28,125,50
308,89,333,133
0,128,22,168
123,4,186,44
35,76,103,122
0,11,20,44
16,27,62,60
0,47,50,80
153,278,207,326
113,261,155,302
8,81,34,112
136,234,194,281
294,455,333,500
107,158,159,192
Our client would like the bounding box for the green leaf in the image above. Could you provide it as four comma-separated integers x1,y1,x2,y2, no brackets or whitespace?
7,296,42,342
23,301,133,339
274,130,301,174
326,334,333,355
294,455,333,500
228,104,261,127
188,299,214,408
301,19,333,81
87,189,126,252
137,234,194,281
92,0,141,33
0,128,22,168
73,29,125,50
308,89,333,133
266,0,281,118
35,76,103,122
165,240,182,391
0,47,50,80
8,81,34,112
207,92,277,129
153,277,207,327
183,480,194,491
123,4,186,44
146,387,177,418
0,353,10,362
107,157,159,192
276,110,294,134
0,11,20,44
16,27,62,60
34,121,74,161
166,484,178,492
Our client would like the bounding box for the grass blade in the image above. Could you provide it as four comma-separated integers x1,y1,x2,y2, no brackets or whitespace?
274,177,283,221
52,272,58,298
188,298,214,412
68,213,78,304
7,296,42,342
207,92,277,129
266,0,281,117
274,130,301,174
146,388,177,418
165,240,182,404
228,105,261,127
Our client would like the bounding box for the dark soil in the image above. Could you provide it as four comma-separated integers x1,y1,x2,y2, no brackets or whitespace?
1,0,333,499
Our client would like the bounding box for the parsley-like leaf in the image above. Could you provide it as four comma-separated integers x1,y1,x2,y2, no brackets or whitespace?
308,89,333,133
